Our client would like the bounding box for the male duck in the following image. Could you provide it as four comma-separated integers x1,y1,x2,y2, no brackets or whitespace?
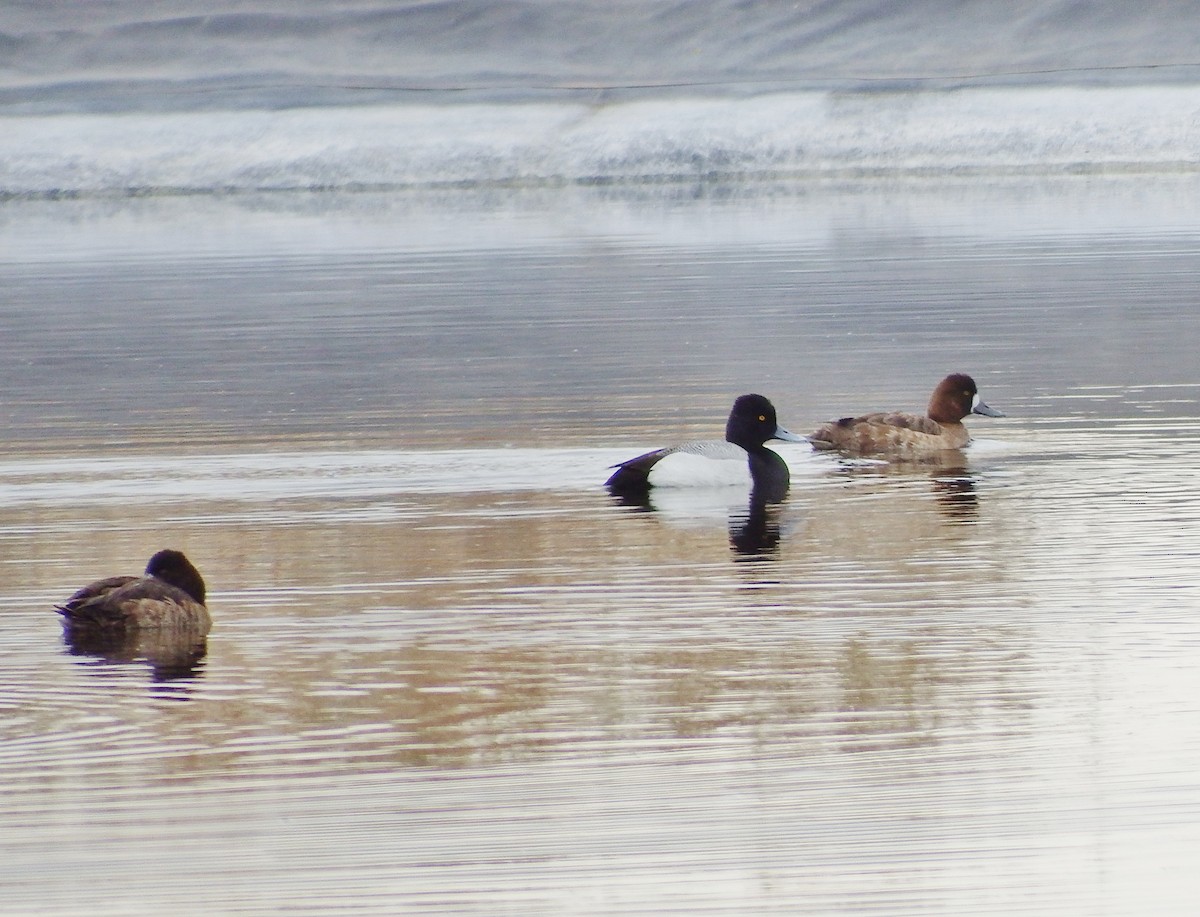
809,373,1003,457
606,393,804,499
57,549,211,634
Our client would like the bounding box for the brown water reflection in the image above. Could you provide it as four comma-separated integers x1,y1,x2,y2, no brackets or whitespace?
34,592,1030,776
12,446,1036,779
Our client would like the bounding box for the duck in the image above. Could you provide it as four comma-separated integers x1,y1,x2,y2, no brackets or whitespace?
808,373,1004,457
57,549,211,635
606,393,804,499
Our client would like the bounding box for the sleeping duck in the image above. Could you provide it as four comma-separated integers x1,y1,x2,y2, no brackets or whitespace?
57,549,211,635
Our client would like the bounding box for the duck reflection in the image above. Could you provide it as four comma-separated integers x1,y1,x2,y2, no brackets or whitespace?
729,496,783,557
610,487,786,558
929,467,979,520
832,453,981,522
63,627,208,683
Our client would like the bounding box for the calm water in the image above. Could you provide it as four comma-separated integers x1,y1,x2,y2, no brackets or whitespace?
4,177,1200,915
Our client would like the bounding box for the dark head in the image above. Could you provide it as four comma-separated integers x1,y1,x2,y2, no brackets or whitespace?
927,374,1005,424
725,394,805,450
145,549,206,605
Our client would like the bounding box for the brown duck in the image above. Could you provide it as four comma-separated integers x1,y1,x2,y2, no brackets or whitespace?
57,549,211,634
809,373,1004,457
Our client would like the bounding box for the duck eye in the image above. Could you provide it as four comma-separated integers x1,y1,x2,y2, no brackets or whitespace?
758,415,767,422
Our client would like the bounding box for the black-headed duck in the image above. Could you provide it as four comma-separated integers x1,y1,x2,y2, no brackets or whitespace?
57,549,211,635
606,393,804,499
809,373,1004,457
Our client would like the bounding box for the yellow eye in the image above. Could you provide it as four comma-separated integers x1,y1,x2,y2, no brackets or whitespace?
758,415,767,422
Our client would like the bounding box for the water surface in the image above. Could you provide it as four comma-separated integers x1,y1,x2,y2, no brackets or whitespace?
3,177,1200,915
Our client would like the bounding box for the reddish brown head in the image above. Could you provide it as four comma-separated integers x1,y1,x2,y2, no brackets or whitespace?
927,374,1004,424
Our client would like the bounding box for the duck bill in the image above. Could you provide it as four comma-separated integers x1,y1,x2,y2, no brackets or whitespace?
972,400,1005,418
771,425,807,443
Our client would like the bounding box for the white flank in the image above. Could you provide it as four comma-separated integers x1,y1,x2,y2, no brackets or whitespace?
646,442,752,489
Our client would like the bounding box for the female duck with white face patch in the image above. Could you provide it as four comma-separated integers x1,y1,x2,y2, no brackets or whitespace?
606,393,804,500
